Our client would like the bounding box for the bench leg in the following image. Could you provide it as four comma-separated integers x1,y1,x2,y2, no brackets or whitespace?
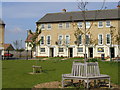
86,80,89,88
62,78,64,88
109,78,110,88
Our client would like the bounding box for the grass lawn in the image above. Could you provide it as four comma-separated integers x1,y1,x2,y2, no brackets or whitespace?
2,57,120,88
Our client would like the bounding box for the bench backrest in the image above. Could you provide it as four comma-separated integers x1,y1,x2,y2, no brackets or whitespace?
71,62,100,77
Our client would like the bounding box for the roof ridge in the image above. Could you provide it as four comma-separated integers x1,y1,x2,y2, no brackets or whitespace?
46,8,118,15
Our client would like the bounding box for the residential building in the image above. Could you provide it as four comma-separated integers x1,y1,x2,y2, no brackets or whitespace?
0,19,5,55
35,8,120,58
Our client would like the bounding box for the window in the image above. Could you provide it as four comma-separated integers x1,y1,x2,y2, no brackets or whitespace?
86,35,90,44
106,21,111,27
66,22,70,28
47,36,51,45
40,36,44,45
106,34,111,44
98,47,104,52
40,48,45,52
78,48,83,52
98,21,103,28
65,35,70,45
47,24,51,29
78,22,82,28
41,24,45,30
98,34,103,45
78,35,82,44
59,48,64,52
58,23,63,29
58,35,63,45
86,22,90,28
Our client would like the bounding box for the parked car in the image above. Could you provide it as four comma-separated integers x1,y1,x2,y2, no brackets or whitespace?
3,53,13,57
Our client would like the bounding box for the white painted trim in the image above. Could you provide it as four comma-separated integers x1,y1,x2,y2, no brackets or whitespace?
46,35,51,45
98,21,103,28
58,23,63,29
65,22,70,29
40,35,45,45
106,34,111,45
47,24,52,30
106,21,111,27
98,34,103,45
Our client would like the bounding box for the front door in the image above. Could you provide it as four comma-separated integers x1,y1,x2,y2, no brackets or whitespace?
50,48,54,57
68,48,73,57
89,48,93,58
110,47,115,58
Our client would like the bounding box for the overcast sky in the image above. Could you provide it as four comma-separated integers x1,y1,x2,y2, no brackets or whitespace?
1,2,118,48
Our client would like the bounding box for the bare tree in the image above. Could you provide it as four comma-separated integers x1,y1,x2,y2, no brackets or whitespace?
73,0,106,63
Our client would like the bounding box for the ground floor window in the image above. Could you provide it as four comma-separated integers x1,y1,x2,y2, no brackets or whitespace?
97,47,104,52
58,48,64,52
77,47,83,52
40,48,45,52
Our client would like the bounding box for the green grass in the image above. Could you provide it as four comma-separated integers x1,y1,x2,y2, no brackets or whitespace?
2,58,120,88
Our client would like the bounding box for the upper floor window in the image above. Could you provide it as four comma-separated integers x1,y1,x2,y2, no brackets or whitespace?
47,24,52,29
86,22,90,28
46,36,51,45
58,23,63,29
98,34,103,45
86,35,90,44
78,22,82,28
58,35,63,45
98,21,103,28
106,21,111,27
106,34,111,44
66,22,70,28
78,35,82,45
40,36,44,45
65,35,70,45
41,24,45,30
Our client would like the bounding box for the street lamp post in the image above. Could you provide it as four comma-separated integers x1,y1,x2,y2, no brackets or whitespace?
26,30,29,60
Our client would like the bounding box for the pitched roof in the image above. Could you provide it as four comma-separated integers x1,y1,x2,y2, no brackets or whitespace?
4,44,14,51
25,34,34,42
37,9,119,23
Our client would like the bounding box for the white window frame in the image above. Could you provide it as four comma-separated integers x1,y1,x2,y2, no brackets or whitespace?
65,22,70,29
58,48,64,52
86,22,90,28
41,24,45,30
106,34,111,45
65,35,70,45
58,23,63,29
78,22,82,28
40,48,45,52
86,34,90,45
46,35,51,45
77,47,83,52
98,21,103,28
40,35,45,45
58,35,63,45
47,24,52,30
98,34,103,45
106,21,111,27
78,35,82,45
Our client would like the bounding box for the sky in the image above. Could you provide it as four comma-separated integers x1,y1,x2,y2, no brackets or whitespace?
1,1,118,48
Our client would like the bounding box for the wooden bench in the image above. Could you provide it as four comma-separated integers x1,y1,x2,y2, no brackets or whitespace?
32,65,42,73
62,62,110,88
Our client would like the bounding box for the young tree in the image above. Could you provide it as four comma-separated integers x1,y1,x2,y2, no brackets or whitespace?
73,0,106,63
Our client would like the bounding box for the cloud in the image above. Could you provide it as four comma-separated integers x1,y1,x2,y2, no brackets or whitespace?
6,26,24,33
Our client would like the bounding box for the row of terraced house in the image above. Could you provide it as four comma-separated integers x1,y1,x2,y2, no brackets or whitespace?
26,7,120,58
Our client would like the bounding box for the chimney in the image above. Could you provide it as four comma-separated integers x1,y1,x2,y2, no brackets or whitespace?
62,9,67,12
117,1,120,8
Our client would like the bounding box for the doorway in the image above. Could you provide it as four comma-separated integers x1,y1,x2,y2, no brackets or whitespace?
68,48,73,57
89,48,93,58
50,48,54,57
110,47,115,58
